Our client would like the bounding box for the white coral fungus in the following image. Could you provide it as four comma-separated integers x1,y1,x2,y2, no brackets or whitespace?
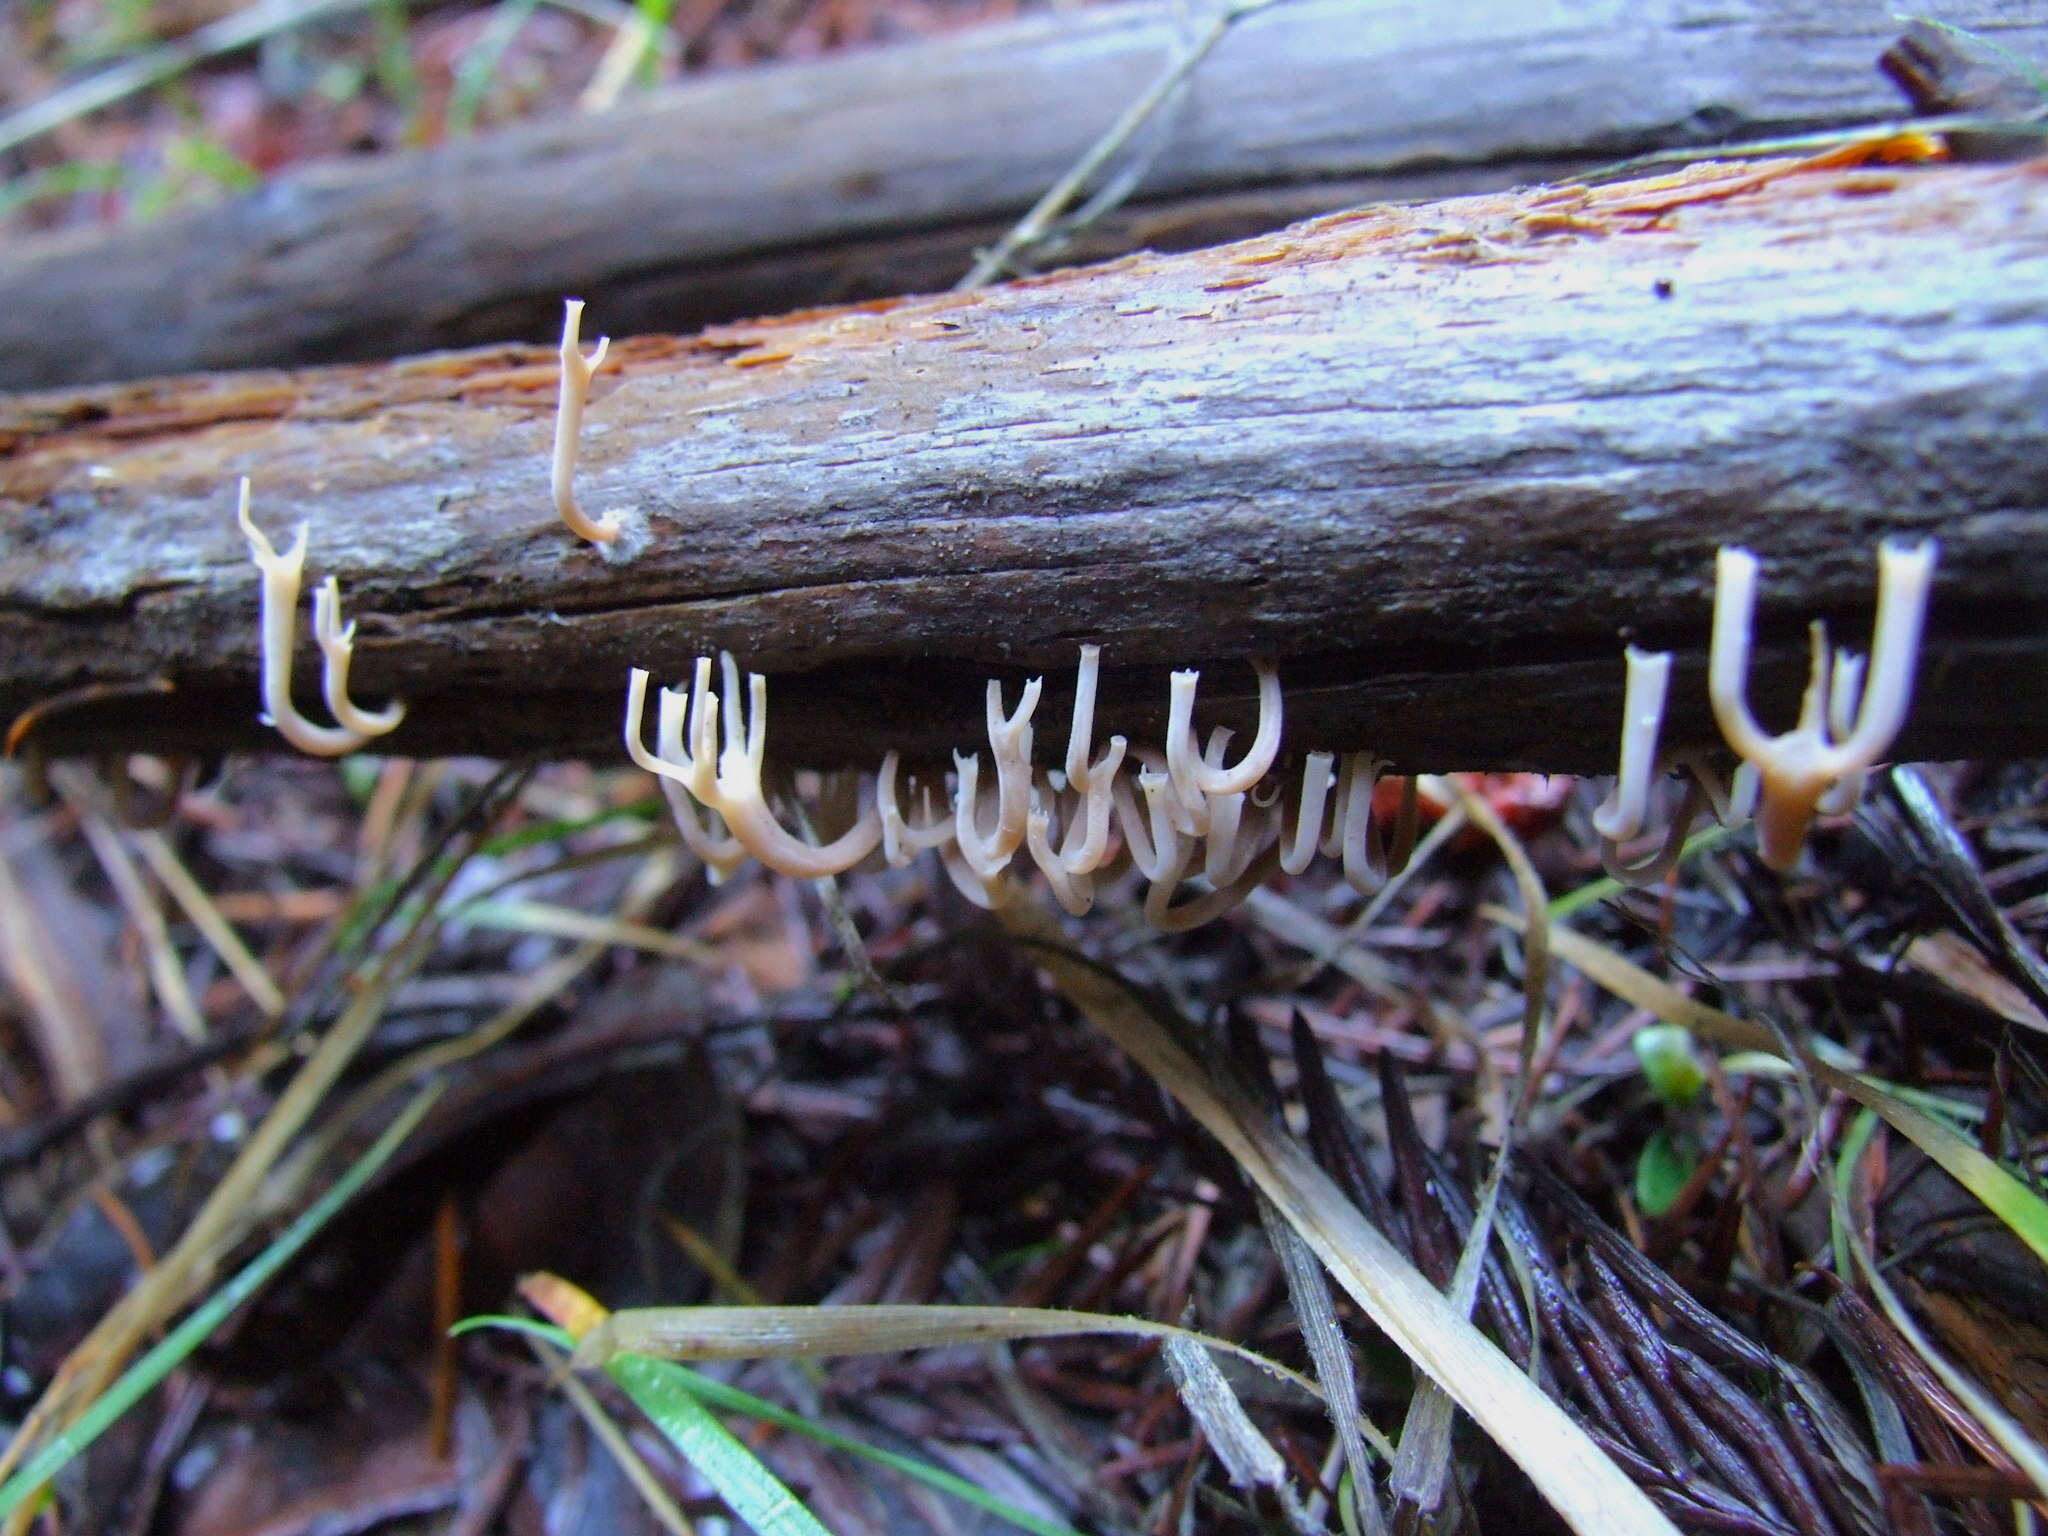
236,478,405,757
1709,539,1937,871
617,541,1938,920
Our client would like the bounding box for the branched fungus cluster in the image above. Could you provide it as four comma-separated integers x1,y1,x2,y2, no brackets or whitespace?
622,645,1423,929
1596,538,1937,881
235,478,406,758
232,299,1942,907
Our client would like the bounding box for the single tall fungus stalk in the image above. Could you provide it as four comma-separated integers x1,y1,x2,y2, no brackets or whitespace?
552,298,619,544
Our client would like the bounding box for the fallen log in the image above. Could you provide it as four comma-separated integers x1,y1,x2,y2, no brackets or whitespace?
2,158,2045,773
6,0,2046,387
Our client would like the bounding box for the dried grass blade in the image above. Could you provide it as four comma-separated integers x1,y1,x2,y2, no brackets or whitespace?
493,1295,1088,1536
0,1084,440,1520
541,1340,698,1536
134,828,285,1018
454,896,714,961
258,849,685,1219
573,1302,1315,1395
998,900,1679,1536
1162,1335,1318,1534
1388,778,1549,1519
1838,1154,2048,1502
60,771,208,1043
1256,1199,1392,1530
1228,1014,1390,1525
0,764,531,1505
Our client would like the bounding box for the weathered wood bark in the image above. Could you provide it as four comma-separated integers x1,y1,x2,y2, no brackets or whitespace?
2,160,2045,773
5,0,2045,388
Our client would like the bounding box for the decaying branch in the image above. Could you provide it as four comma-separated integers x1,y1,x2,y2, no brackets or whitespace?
2,158,2045,771
5,0,2047,386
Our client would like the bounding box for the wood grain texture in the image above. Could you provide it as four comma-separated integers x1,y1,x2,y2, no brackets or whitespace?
3,159,2045,770
5,0,2045,386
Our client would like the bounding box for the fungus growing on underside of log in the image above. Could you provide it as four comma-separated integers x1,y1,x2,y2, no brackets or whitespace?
1709,539,1937,872
604,536,1940,919
235,480,406,758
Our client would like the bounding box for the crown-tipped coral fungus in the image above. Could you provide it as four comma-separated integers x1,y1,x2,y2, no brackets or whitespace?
236,479,406,758
1709,539,1937,871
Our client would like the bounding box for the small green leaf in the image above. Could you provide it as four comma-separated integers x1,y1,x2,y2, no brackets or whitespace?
1634,1130,1693,1218
1633,1023,1705,1106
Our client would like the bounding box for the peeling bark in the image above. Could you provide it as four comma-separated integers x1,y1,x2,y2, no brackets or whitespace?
2,159,2046,771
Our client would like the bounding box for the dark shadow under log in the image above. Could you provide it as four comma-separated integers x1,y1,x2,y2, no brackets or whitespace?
2,158,2045,773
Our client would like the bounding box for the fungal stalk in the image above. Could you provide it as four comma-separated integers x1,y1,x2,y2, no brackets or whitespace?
1815,650,1869,816
939,842,1012,910
609,543,1934,922
878,752,957,867
624,664,746,877
1057,737,1127,877
655,658,722,804
1591,647,1672,845
236,479,400,757
1588,645,1699,885
1144,829,1281,933
553,298,619,543
1062,645,1107,790
1164,660,1283,813
623,668,706,794
1195,732,1270,886
655,675,747,879
1201,785,1248,885
1026,793,1095,916
950,752,1000,880
1599,777,1705,887
1056,645,1128,876
1708,539,1937,871
311,577,406,738
1112,762,1185,885
1336,751,1396,894
953,679,1041,880
1280,752,1336,876
1670,753,1759,830
711,662,882,877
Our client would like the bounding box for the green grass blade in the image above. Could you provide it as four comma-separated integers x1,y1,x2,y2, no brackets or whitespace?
457,1316,1085,1536
447,0,542,137
0,1084,441,1519
452,1313,571,1344
630,0,676,86
579,1303,1314,1395
1831,1071,2048,1269
457,1313,759,1533
668,1365,1089,1536
1548,823,1738,920
606,1353,833,1536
